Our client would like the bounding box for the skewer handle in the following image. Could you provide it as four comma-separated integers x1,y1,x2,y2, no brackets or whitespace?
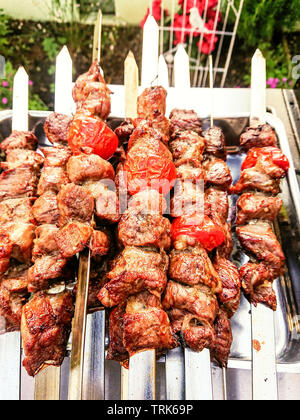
125,51,139,119
93,10,103,64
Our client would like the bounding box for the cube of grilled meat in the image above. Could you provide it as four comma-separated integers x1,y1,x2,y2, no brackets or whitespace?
214,256,241,318
169,109,202,135
1,149,44,171
1,265,28,293
73,61,111,120
230,167,281,195
0,223,35,264
31,191,59,226
236,222,286,273
168,247,222,293
44,113,73,145
115,119,135,146
118,207,171,250
236,193,283,225
203,157,232,190
171,181,204,218
107,303,129,364
27,256,69,293
37,166,69,196
0,166,38,200
55,222,93,259
216,221,233,259
169,131,206,163
32,225,60,261
163,281,218,352
203,126,227,160
95,188,120,224
240,124,276,150
0,131,38,151
67,153,115,184
239,262,278,310
41,146,72,167
22,290,74,377
210,309,233,367
0,283,27,333
137,86,167,120
89,230,110,258
98,246,169,307
205,187,229,224
0,198,35,225
57,183,94,227
123,292,177,356
0,233,12,276
175,158,205,182
128,189,167,215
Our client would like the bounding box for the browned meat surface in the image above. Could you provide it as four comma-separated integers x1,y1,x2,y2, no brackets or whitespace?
216,222,233,259
73,61,111,120
31,191,59,226
230,167,281,195
57,183,94,227
163,281,219,351
27,256,68,293
205,187,229,224
175,158,205,182
107,303,128,364
98,246,169,307
168,247,222,293
236,222,285,273
123,292,177,356
236,193,283,225
1,265,28,293
115,119,135,146
1,149,44,171
41,146,72,168
0,198,35,225
137,86,167,120
118,207,171,250
44,113,73,145
21,290,74,376
0,166,38,200
214,256,241,318
1,131,38,151
37,166,69,196
239,262,278,310
203,157,232,189
67,153,115,184
55,222,93,259
128,189,167,215
203,126,227,159
0,283,27,333
171,181,204,218
32,225,60,261
95,188,120,224
89,230,110,258
169,131,206,162
211,309,233,367
240,124,277,150
169,109,202,135
0,223,35,264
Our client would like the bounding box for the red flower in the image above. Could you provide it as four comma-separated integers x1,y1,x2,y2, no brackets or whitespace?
173,12,192,45
141,0,168,28
197,19,218,54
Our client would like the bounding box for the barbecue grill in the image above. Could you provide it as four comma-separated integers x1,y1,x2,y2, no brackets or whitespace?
0,85,299,400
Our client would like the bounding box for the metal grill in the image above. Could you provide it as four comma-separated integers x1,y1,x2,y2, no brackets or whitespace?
150,0,244,87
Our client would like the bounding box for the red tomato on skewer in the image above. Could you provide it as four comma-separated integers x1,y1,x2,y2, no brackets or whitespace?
68,113,118,160
171,213,225,252
241,147,290,172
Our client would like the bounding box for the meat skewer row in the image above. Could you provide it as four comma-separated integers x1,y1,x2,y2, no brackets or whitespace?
230,124,290,310
0,131,43,334
163,109,241,367
98,86,178,366
21,61,118,376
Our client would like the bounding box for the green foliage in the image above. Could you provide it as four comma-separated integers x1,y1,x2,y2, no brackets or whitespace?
0,61,48,111
237,0,300,47
0,9,11,51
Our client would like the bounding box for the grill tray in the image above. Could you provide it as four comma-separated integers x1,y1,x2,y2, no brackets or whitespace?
0,110,299,400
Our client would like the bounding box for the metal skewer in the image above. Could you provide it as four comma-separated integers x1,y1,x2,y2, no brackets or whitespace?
249,49,278,400
0,67,28,401
34,45,73,401
173,44,213,401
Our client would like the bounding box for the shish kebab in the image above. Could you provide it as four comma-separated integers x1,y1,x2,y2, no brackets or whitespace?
0,61,119,376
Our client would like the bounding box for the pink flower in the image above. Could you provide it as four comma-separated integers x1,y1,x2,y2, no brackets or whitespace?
2,97,8,105
266,77,278,89
2,81,8,87
282,77,287,82
29,80,34,86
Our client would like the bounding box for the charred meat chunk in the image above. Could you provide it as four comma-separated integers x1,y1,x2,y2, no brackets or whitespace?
137,86,167,120
41,146,72,168
44,113,73,145
37,166,69,196
32,225,60,261
211,309,233,367
1,131,38,151
203,157,232,190
0,166,38,200
31,191,59,226
1,149,44,171
0,198,35,225
67,153,115,184
55,222,93,259
236,193,283,225
240,124,277,150
169,109,202,135
169,131,206,163
107,303,128,365
21,291,74,376
27,256,68,293
203,126,227,159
